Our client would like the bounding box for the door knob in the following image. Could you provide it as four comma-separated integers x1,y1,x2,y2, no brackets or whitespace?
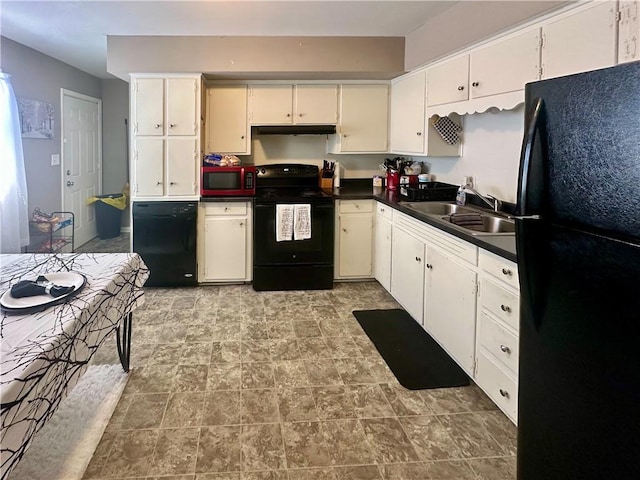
66,181,74,187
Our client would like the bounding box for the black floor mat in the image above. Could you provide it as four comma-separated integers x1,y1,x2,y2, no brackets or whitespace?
353,308,470,390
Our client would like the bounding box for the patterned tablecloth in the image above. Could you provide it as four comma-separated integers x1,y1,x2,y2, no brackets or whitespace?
0,253,149,479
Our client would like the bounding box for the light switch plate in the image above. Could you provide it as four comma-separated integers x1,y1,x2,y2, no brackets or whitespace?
51,154,60,166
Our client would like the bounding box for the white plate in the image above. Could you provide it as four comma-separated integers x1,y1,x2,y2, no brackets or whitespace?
1,272,86,310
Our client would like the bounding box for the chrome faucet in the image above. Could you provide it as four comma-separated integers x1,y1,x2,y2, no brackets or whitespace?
464,186,502,213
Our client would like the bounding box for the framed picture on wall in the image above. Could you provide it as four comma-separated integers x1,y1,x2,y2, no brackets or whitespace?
17,97,54,139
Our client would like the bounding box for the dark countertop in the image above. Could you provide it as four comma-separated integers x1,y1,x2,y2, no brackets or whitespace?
200,196,255,202
199,179,517,262
330,180,517,263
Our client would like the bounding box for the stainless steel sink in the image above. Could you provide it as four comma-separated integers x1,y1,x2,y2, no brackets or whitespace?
461,215,516,235
399,201,515,236
399,202,476,216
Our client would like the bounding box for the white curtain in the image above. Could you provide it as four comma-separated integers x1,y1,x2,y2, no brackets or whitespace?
0,72,30,253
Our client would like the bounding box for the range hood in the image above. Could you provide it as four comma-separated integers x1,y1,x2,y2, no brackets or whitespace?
255,125,336,136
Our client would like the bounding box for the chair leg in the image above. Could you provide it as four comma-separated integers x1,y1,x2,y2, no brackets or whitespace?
116,312,133,372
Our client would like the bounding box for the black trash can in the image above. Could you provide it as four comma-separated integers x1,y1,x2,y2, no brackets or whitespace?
95,194,124,239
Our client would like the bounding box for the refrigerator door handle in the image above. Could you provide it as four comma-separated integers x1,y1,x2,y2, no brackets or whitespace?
517,97,544,217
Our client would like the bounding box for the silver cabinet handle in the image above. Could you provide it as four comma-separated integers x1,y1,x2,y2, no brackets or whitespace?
239,222,244,226
66,169,71,176
500,344,511,354
499,389,509,398
472,81,480,87
156,181,162,185
155,124,161,129
501,268,512,276
343,228,347,233
169,182,176,185
500,304,511,313
286,113,291,117
298,113,303,117
457,85,465,91
169,123,176,128
241,135,245,139
417,132,422,136
415,256,421,262
426,263,432,269
66,181,74,187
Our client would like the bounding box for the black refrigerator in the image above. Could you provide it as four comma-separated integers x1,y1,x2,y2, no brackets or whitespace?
516,61,640,479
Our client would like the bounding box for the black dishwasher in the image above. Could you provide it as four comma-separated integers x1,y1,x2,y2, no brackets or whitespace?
133,202,197,287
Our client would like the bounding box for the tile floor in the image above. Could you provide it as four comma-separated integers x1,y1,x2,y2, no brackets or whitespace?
86,281,517,480
75,232,131,254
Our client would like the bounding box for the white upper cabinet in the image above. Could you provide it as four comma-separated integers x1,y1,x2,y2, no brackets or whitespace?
206,85,249,154
134,77,198,136
426,56,469,107
134,78,165,136
250,85,294,124
390,72,461,156
131,74,201,200
619,0,640,64
329,84,389,153
470,29,541,99
390,72,426,153
249,84,338,125
541,2,618,80
294,85,338,124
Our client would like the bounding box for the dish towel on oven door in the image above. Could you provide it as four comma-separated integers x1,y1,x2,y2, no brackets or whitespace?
276,204,312,241
293,204,311,240
276,204,294,241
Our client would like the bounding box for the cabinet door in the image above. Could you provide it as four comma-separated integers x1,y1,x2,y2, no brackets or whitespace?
166,138,197,196
339,84,389,152
134,139,164,196
390,72,425,154
374,216,392,291
206,85,249,154
338,213,374,278
542,2,617,79
426,56,469,106
424,247,477,374
619,1,640,64
470,29,541,99
294,85,338,124
166,78,198,136
134,78,164,136
204,216,247,280
250,85,293,124
390,227,425,323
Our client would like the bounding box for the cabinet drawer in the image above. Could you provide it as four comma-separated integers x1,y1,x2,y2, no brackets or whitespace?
204,202,247,216
476,352,518,423
376,202,393,221
480,278,519,331
339,199,373,214
479,250,519,289
479,312,519,374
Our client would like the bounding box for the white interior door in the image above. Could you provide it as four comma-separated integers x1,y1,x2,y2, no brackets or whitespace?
62,90,101,247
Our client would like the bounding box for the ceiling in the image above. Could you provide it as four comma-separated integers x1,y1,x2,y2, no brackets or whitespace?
1,1,564,80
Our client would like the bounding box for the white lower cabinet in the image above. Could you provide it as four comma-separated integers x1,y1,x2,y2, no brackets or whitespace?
475,249,520,424
390,225,425,322
374,202,393,291
199,202,252,282
377,203,519,423
424,247,477,375
335,200,374,279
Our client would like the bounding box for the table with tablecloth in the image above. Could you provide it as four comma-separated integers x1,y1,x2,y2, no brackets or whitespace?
0,253,149,479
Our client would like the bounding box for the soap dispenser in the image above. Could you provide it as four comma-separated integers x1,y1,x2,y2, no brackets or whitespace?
456,179,466,206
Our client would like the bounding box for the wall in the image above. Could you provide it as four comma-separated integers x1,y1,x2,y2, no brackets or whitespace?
107,36,405,81
415,108,526,204
245,134,387,180
0,37,102,217
101,78,130,227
